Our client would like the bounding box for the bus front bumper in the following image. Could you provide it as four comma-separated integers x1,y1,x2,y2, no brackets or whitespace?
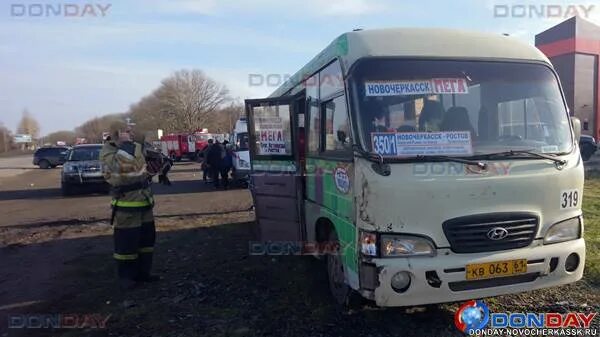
364,238,585,307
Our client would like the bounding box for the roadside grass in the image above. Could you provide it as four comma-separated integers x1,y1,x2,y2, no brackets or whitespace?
583,171,600,285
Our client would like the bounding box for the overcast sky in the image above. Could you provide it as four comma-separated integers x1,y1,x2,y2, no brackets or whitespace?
1,0,599,135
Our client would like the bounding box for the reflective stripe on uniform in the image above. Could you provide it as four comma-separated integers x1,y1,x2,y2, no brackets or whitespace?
111,199,153,208
138,247,154,253
113,253,139,260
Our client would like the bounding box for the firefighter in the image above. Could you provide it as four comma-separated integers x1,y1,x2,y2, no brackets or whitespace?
100,128,171,290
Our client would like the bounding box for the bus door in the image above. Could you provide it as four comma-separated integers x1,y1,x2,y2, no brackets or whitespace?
246,93,306,242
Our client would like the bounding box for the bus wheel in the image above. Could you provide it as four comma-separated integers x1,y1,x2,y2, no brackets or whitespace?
327,230,360,309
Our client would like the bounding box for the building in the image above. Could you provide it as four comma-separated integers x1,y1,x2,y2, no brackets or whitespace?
535,16,600,140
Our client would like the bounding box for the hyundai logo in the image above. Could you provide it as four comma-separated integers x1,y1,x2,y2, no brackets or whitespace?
487,227,509,240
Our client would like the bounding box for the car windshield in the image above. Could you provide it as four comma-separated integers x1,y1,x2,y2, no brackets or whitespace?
68,147,101,161
351,59,572,158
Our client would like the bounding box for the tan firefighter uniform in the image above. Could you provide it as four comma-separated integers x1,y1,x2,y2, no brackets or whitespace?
101,139,156,284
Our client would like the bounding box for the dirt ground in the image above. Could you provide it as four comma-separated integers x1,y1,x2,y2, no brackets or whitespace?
0,159,599,337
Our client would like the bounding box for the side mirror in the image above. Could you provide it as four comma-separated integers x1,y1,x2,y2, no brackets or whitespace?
571,117,581,140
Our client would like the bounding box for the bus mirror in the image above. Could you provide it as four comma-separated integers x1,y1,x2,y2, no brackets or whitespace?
571,117,581,140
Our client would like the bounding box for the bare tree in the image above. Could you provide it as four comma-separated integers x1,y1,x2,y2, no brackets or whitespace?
76,114,126,143
207,102,243,132
76,117,103,143
17,109,40,139
157,69,230,132
43,130,77,146
105,69,231,139
0,123,14,153
129,92,168,138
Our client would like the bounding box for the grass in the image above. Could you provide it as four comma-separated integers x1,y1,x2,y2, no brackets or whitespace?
583,171,600,285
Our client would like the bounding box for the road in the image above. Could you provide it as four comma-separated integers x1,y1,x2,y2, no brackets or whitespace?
0,159,254,329
0,155,35,179
0,160,252,228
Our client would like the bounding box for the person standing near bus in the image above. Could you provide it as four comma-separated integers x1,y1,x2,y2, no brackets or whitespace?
219,144,234,189
206,139,224,188
201,139,214,184
101,128,171,290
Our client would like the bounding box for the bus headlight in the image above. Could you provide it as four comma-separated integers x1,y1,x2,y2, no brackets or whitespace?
381,235,436,257
544,217,581,244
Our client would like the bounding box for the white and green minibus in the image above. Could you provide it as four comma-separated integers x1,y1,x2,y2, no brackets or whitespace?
245,28,585,307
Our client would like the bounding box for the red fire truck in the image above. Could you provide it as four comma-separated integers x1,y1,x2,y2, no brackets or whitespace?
160,130,211,162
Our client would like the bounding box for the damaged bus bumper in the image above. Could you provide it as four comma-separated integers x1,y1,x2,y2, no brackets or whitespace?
360,238,585,307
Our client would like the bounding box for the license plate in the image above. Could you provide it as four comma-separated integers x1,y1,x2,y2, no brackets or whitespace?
83,171,102,177
466,259,527,280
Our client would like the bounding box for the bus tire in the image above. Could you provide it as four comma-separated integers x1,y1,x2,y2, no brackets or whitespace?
327,229,361,309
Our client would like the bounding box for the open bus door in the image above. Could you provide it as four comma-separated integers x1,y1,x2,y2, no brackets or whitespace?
245,93,306,242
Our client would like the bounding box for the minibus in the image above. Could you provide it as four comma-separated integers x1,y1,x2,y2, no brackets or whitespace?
245,28,585,307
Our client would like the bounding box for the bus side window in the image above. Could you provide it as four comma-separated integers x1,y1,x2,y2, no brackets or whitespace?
308,100,321,155
323,94,352,154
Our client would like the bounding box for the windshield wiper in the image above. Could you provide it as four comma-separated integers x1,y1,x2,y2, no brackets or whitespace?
353,145,486,168
476,150,567,166
413,155,486,169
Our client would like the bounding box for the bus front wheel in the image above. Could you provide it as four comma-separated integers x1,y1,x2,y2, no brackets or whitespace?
327,230,361,309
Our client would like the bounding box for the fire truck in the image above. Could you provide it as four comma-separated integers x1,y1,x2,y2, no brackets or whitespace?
160,130,211,162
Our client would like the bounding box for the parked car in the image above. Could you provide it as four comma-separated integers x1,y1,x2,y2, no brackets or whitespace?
580,135,597,161
61,144,108,195
33,146,69,169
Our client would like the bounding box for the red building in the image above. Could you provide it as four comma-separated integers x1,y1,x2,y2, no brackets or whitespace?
535,16,600,140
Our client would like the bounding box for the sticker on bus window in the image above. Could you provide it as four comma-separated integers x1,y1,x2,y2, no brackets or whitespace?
371,131,473,157
365,78,469,96
256,116,287,155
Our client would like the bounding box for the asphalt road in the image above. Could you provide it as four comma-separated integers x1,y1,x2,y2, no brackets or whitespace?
0,155,35,179
0,160,253,228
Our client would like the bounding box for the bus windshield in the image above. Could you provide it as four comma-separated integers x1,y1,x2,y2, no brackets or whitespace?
350,59,573,158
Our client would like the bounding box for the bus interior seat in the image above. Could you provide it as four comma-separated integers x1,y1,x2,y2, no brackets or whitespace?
397,125,417,132
477,106,491,140
441,106,475,134
418,99,444,131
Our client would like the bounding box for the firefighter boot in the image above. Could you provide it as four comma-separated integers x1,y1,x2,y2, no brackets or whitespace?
137,216,158,283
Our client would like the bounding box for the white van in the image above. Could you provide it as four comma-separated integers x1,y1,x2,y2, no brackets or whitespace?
231,118,250,182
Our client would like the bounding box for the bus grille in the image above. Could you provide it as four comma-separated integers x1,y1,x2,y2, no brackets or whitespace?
442,213,538,253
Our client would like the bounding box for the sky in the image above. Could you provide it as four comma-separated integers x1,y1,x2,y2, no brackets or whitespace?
1,0,599,135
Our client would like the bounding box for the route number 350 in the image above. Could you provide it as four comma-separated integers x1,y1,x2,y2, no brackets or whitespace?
560,189,579,209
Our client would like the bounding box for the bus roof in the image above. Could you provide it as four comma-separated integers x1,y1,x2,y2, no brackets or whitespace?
269,28,550,98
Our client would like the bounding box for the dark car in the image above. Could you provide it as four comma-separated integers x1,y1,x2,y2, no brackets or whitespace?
61,144,108,195
580,135,597,161
33,146,69,169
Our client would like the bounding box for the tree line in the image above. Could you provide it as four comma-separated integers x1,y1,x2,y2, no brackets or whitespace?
0,69,244,151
